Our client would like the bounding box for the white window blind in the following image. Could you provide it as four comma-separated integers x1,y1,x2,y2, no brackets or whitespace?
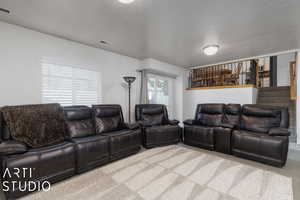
42,63,100,106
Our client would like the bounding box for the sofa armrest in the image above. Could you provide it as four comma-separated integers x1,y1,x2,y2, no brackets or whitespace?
0,140,28,156
268,128,290,136
183,119,195,125
168,120,180,125
124,122,141,130
220,123,235,129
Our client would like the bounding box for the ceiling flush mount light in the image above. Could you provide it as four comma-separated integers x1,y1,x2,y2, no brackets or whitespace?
203,45,220,56
118,0,135,4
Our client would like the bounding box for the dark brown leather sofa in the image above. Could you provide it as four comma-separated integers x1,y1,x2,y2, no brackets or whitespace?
184,103,290,167
0,104,141,199
135,104,181,148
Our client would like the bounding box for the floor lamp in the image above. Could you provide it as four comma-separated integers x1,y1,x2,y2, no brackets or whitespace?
123,76,136,123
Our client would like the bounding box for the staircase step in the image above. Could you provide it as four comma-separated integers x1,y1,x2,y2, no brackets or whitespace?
258,91,290,97
257,87,296,140
256,102,295,107
258,97,293,104
258,86,290,91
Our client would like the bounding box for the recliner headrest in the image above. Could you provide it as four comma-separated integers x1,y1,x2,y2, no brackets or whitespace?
199,104,224,114
242,105,281,118
64,106,92,121
92,105,121,118
142,107,163,115
225,104,241,115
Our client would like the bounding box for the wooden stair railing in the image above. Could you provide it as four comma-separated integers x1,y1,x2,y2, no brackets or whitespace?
290,61,297,100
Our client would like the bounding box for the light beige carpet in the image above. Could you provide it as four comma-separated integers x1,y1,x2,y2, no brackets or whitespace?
22,145,293,200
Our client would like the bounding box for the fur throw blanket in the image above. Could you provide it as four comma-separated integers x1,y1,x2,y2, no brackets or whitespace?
1,104,66,148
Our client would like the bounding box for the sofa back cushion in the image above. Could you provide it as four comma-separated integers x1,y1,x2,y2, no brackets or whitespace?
64,106,95,138
135,104,169,126
141,107,164,126
92,105,124,134
195,104,225,127
1,104,66,148
240,105,282,133
222,104,241,127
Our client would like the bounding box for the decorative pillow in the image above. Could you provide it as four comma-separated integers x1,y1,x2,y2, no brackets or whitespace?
95,116,121,134
1,104,66,148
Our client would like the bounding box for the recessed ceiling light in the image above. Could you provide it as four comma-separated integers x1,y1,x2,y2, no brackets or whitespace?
0,8,10,14
203,45,220,56
118,0,135,4
100,40,109,45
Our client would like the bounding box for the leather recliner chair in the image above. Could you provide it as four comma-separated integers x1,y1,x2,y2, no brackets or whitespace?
63,106,110,173
231,104,290,167
183,104,225,150
135,104,181,149
0,109,76,199
92,104,141,161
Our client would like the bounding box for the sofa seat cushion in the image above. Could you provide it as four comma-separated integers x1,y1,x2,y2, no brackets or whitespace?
102,129,141,155
72,135,109,172
0,140,28,156
184,125,215,150
1,142,75,191
144,125,180,147
232,130,288,161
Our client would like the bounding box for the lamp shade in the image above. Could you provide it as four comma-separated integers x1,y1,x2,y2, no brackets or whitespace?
123,76,136,84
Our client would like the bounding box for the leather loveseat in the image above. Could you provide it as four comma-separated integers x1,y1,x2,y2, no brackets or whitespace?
183,103,290,167
135,104,181,148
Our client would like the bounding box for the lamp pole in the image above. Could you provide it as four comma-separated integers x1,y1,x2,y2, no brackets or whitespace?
123,76,136,123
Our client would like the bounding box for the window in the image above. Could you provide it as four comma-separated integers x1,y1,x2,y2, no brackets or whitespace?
147,74,174,118
42,63,100,106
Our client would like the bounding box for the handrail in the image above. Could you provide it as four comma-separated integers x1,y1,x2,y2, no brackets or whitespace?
187,59,257,88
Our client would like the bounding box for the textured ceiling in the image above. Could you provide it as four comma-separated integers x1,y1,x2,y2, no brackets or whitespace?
0,0,299,67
